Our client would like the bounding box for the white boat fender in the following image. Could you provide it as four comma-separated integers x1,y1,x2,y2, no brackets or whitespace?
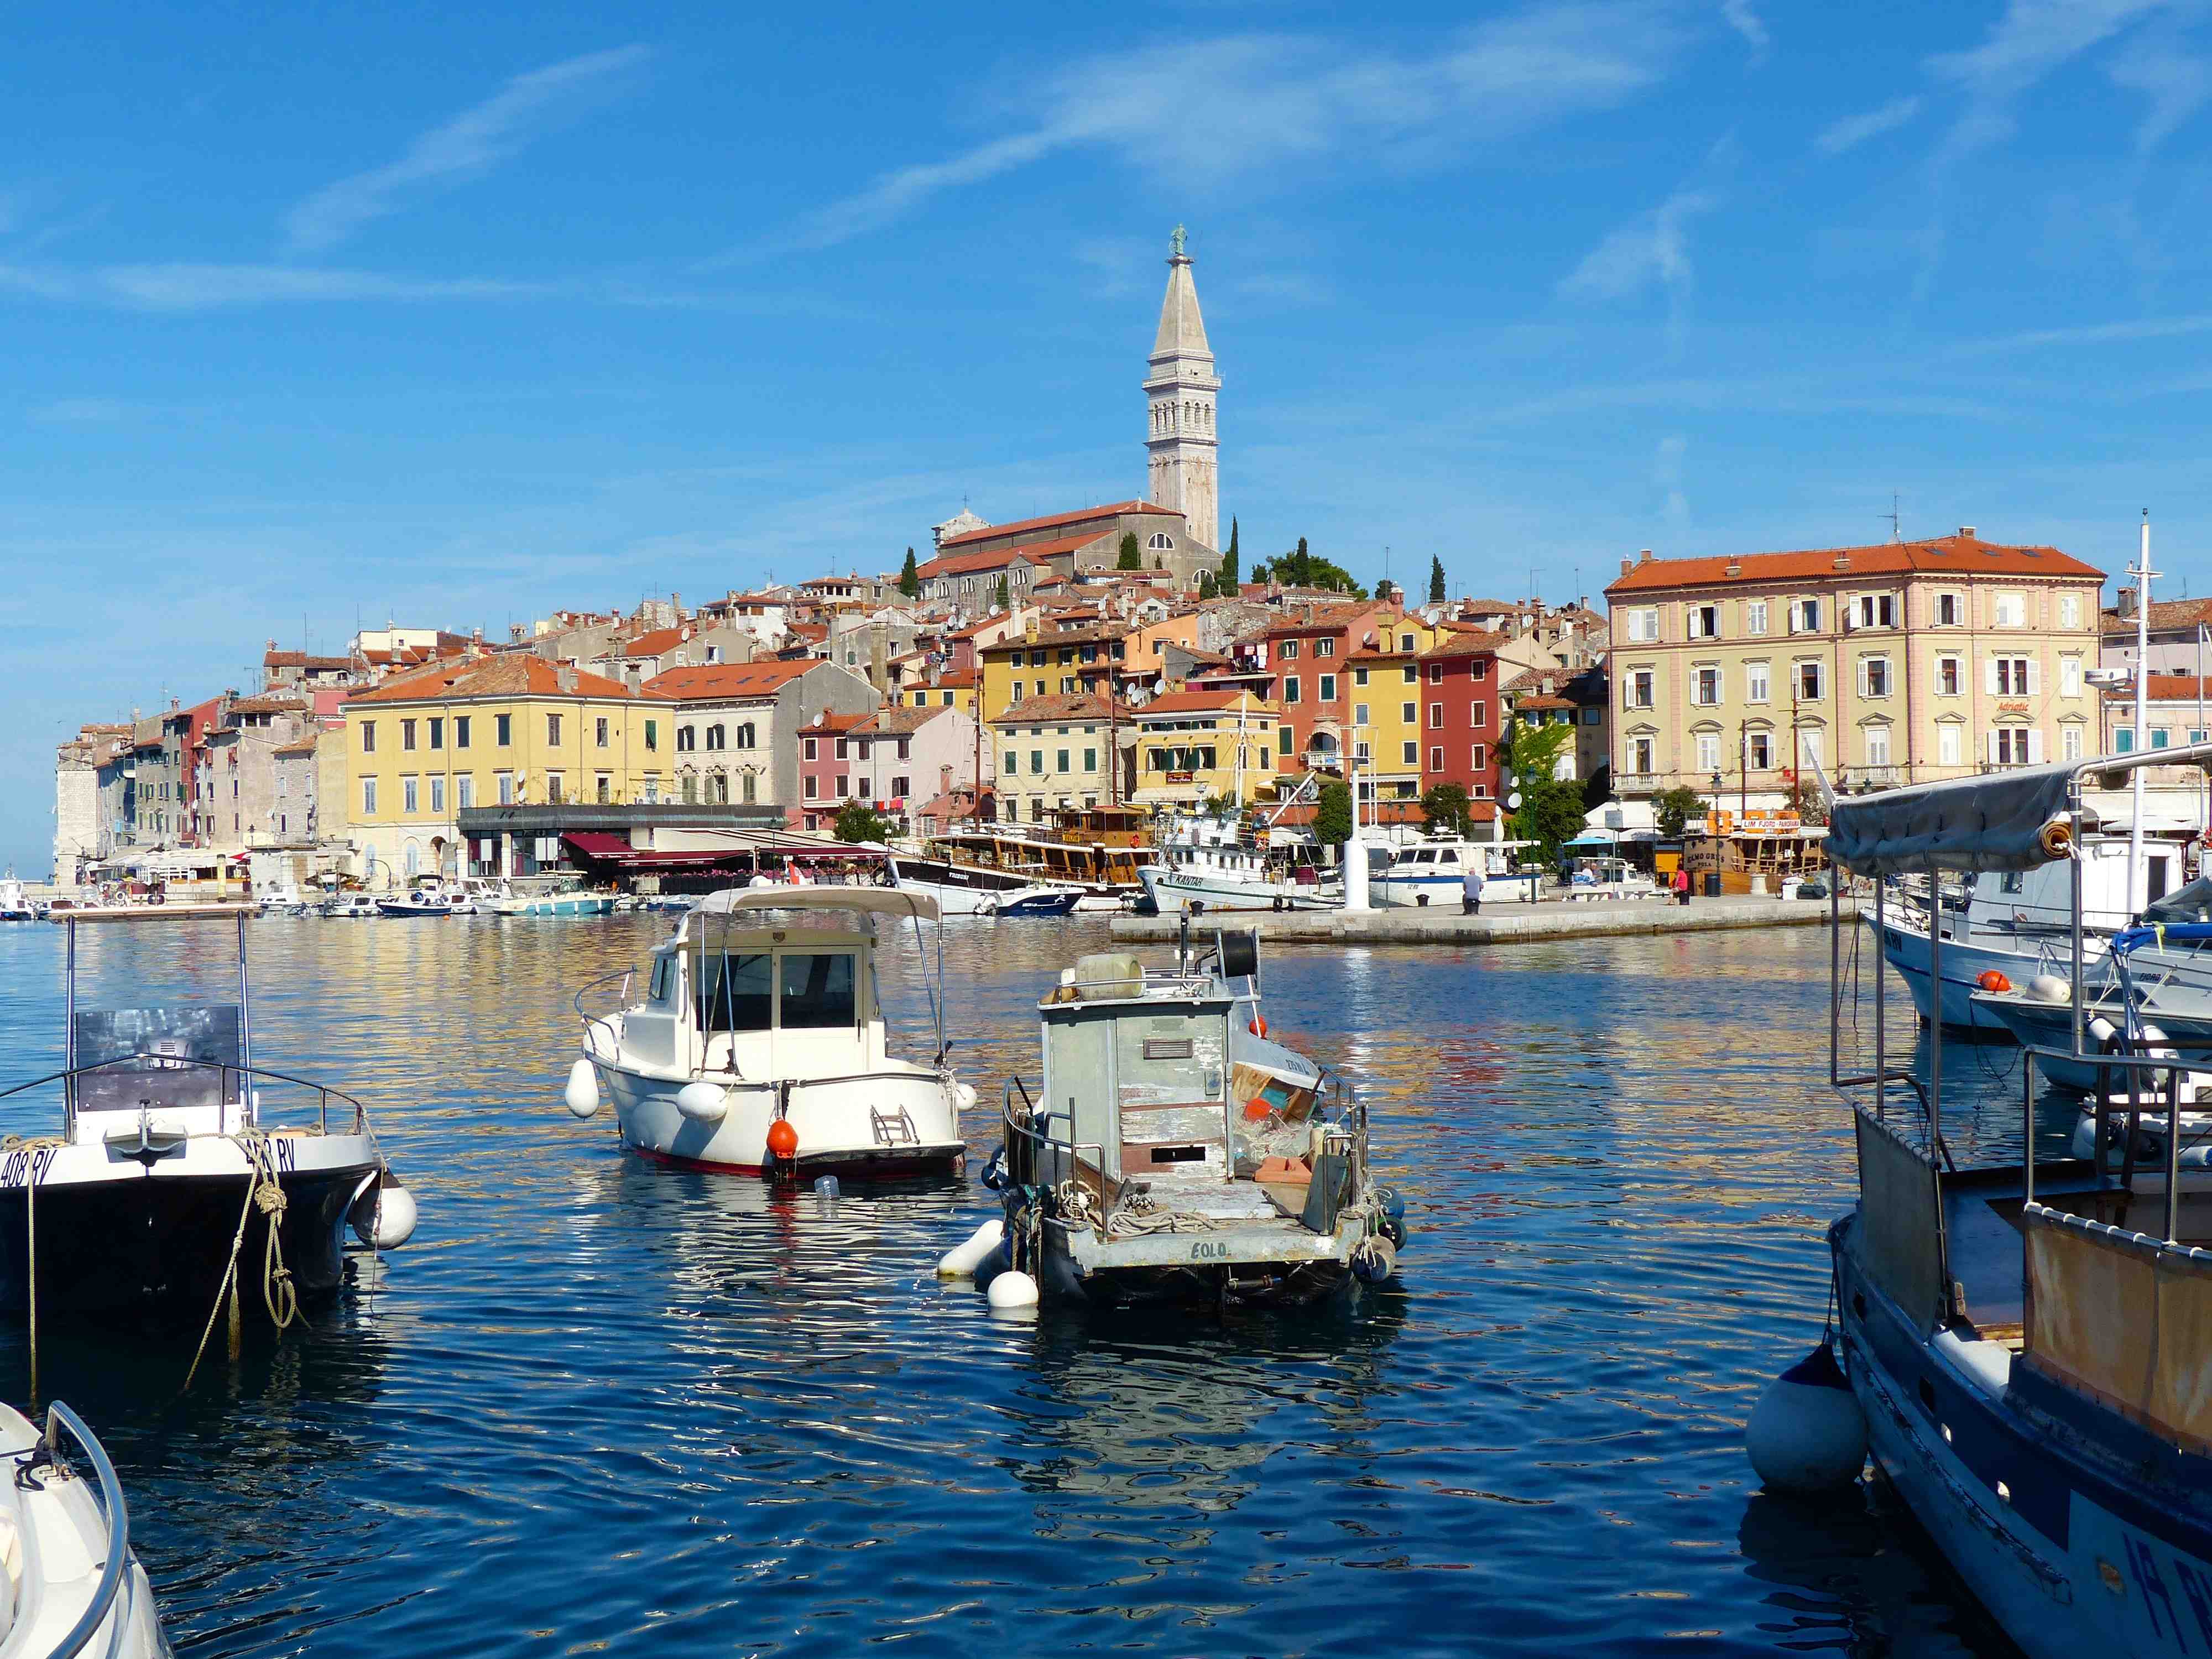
2089,1015,2119,1046
676,1081,729,1124
955,1082,978,1113
2027,973,2072,1004
352,1172,419,1249
986,1269,1039,1310
1746,1340,1867,1494
564,1058,602,1120
938,1217,1004,1278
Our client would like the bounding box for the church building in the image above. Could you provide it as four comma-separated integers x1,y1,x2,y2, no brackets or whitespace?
921,228,1224,608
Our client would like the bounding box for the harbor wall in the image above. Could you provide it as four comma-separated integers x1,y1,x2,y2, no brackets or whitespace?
1109,894,1860,947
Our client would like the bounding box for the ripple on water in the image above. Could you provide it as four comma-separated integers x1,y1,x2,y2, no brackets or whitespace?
0,916,2019,1656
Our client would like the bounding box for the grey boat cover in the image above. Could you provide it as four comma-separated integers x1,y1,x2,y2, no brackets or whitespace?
1827,761,2084,878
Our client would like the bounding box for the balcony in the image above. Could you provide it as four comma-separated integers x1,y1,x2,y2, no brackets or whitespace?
1838,765,1903,790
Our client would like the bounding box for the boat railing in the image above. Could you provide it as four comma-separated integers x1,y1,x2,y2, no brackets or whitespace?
37,1401,133,1659
0,1055,367,1136
1001,1077,1107,1206
572,969,634,1057
2020,1038,2209,1245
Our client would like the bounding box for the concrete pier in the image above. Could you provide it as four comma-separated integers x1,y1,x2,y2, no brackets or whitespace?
1110,894,1859,948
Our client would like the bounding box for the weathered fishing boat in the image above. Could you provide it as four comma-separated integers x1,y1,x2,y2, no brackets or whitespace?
566,888,968,1179
0,910,415,1333
993,924,1401,1307
1754,744,2212,1656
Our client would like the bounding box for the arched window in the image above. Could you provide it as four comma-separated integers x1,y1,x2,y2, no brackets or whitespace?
1147,533,1173,551
736,723,757,750
706,723,725,751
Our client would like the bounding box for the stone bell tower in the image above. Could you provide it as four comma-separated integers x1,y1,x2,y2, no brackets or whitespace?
1143,225,1219,550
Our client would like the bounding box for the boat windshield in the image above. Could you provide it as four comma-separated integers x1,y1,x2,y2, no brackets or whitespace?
779,953,855,1029
696,953,772,1032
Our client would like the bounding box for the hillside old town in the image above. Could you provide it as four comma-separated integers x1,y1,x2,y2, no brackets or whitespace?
47,234,2184,896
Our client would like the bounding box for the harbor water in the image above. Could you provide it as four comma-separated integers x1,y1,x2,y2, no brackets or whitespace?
0,914,2051,1655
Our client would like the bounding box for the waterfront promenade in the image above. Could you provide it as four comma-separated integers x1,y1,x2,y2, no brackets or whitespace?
1111,893,1859,947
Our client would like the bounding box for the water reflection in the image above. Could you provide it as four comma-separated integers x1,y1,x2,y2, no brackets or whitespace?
0,916,2055,1655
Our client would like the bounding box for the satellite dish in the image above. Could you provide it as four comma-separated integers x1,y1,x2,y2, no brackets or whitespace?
1153,679,1167,696
1506,790,1524,811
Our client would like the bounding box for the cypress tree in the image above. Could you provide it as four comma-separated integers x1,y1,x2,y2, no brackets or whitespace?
1117,532,1142,570
1220,518,1240,591
1427,555,1447,605
898,547,919,598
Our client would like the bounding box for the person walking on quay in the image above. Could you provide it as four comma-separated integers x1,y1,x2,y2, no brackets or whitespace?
1462,860,1485,916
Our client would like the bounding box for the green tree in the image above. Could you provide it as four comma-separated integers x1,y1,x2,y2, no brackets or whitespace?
1650,785,1707,838
1787,775,1829,827
833,800,895,843
1501,716,1573,785
1272,536,1367,598
1220,518,1240,591
1375,577,1396,602
898,546,919,598
1312,779,1353,846
993,573,1009,609
1250,560,1272,583
1421,782,1474,838
1427,556,1447,604
1198,570,1218,599
1117,532,1141,570
1511,778,1589,863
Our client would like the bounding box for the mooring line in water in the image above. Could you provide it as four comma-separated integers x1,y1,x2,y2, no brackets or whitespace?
182,1131,304,1392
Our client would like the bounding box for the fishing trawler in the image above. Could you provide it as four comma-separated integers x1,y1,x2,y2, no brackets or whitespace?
0,909,416,1329
566,888,968,1178
1752,741,2212,1658
992,924,1402,1307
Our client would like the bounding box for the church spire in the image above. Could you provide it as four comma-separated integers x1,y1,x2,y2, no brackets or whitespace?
1143,226,1220,552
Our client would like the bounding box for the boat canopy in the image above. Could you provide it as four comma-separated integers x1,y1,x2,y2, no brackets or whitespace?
1827,743,2212,877
692,887,941,923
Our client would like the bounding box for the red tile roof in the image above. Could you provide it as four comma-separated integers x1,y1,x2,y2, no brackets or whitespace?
622,626,692,658
916,540,1079,581
644,661,827,700
1135,690,1273,717
348,655,650,703
1420,629,1509,660
989,692,1120,726
938,500,1177,550
2109,675,2212,702
2100,598,2212,634
1605,531,2103,594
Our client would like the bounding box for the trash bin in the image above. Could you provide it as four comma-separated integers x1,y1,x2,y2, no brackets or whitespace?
1703,872,1723,898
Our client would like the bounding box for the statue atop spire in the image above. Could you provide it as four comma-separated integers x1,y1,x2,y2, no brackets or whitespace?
1170,222,1187,260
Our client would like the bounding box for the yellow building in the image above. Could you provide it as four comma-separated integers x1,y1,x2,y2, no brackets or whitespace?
1344,618,1449,798
980,625,1130,718
1131,689,1279,808
892,666,978,715
988,692,1125,826
344,654,671,881
1605,530,2106,807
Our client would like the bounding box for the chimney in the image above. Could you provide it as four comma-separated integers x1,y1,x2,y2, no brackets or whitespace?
1620,557,1632,578
2119,585,2139,619
1833,553,1851,570
1637,549,1653,565
1957,526,1977,540
556,664,578,693
1725,561,1742,577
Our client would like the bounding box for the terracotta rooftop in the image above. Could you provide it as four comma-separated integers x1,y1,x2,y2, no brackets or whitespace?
263,650,353,671
348,654,646,704
1605,531,2104,595
622,626,693,658
1420,629,1509,660
2101,597,2212,634
272,737,319,758
938,500,1176,550
1134,689,1274,718
643,661,825,700
989,692,1120,726
855,706,951,736
223,695,309,716
915,544,1057,581
2105,674,2212,702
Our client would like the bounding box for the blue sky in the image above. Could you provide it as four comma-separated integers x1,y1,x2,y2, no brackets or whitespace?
10,1,2212,869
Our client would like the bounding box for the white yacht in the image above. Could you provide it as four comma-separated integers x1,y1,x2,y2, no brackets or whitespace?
0,874,38,922
1138,815,1332,914
0,909,415,1330
1369,838,1515,907
566,888,969,1179
488,881,615,916
0,1401,169,1655
883,857,1083,917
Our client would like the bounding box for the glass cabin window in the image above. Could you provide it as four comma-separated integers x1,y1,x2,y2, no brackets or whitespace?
695,952,773,1032
779,953,857,1029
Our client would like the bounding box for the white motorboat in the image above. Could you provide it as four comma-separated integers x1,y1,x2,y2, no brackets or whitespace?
566,888,968,1180
0,875,37,923
0,1400,169,1655
0,909,415,1333
1760,743,2212,1659
488,882,614,916
319,894,379,919
1139,815,1332,914
254,883,309,916
1369,837,1528,907
375,886,455,917
993,924,1402,1307
1873,828,2193,1031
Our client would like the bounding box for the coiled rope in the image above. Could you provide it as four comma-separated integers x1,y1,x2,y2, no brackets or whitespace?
184,1130,302,1391
1055,1180,1224,1237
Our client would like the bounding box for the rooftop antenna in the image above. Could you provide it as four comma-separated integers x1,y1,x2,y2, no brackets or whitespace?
1881,492,1901,543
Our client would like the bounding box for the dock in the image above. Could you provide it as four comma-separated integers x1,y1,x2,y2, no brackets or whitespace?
1110,893,1860,948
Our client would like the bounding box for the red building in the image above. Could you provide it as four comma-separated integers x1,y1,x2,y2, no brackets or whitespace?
1416,629,1506,802
796,711,869,832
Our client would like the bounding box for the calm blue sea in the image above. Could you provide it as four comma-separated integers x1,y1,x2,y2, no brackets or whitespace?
0,912,2050,1656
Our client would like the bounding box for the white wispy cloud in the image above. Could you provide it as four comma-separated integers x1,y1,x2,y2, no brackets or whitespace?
1926,0,2172,168
0,261,552,310
1948,311,2212,355
1558,186,1721,348
1815,95,1922,155
737,4,1684,258
2106,23,2212,154
283,45,650,255
1720,0,1770,60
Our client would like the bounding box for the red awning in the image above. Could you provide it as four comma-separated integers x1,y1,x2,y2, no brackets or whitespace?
562,832,634,859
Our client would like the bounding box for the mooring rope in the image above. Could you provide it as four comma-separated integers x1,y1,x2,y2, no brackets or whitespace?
3,1135,66,1404
183,1130,302,1391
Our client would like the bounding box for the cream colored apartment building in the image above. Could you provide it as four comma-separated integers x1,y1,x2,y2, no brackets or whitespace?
1604,530,2105,807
